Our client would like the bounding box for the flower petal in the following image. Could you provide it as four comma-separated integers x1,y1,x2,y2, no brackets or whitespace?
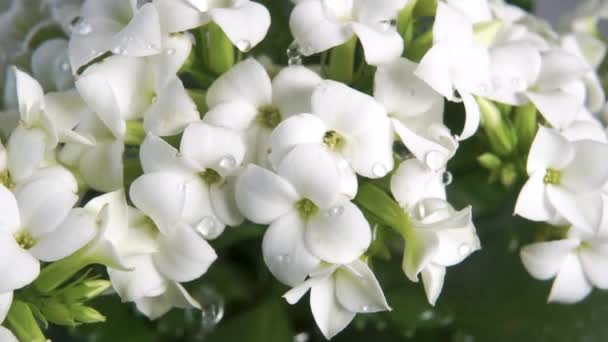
350,22,403,65
546,187,602,234
526,91,582,130
110,3,162,57
310,276,356,340
563,139,608,192
263,212,321,287
0,185,21,234
154,0,207,33
143,77,200,136
139,133,199,175
526,126,575,174
0,233,39,292
7,126,46,183
579,242,608,289
391,158,445,209
79,140,124,192
0,291,13,323
272,65,322,118
209,177,244,227
335,260,390,313
269,113,326,169
235,165,299,224
415,44,454,99
202,100,259,131
421,263,446,306
108,254,167,302
520,239,579,280
305,200,371,264
209,2,270,52
206,59,272,108
548,252,592,304
514,171,554,222
180,122,245,172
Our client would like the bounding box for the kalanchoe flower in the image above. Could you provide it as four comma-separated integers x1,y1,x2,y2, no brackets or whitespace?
130,125,245,238
154,0,271,52
390,158,446,210
401,198,480,305
515,126,608,232
289,0,406,65
415,1,490,140
375,58,457,171
236,145,371,285
204,59,322,166
283,260,391,339
269,80,394,180
520,226,608,304
69,0,162,71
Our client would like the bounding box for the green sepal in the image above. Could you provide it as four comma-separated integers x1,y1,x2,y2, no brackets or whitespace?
5,300,47,342
355,182,411,237
327,37,358,84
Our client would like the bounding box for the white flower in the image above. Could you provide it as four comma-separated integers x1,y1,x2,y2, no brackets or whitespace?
75,34,198,138
375,57,457,171
515,126,608,232
401,199,480,305
269,80,394,180
520,227,608,304
204,59,322,165
236,145,371,285
289,0,406,65
130,125,245,238
69,0,162,71
154,0,271,52
31,38,74,92
390,158,446,210
9,68,93,183
415,2,490,140
283,260,390,339
134,281,200,320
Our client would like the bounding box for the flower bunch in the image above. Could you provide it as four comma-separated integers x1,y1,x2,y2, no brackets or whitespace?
0,0,607,340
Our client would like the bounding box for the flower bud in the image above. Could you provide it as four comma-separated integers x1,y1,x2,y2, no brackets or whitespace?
477,97,517,157
69,304,106,324
61,279,112,303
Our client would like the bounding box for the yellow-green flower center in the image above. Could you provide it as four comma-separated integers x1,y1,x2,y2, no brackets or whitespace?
295,198,319,220
543,168,562,185
200,169,222,185
14,231,36,250
256,105,281,129
323,130,345,151
0,170,13,188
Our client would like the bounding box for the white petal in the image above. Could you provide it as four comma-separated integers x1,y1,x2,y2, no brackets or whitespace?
235,165,299,224
182,178,225,237
391,119,451,172
546,187,602,234
563,140,608,192
421,263,446,306
154,0,207,33
0,291,13,323
79,140,124,192
129,172,187,235
139,134,199,175
283,277,319,304
269,113,326,169
153,223,217,282
109,255,166,302
433,2,474,44
514,172,554,222
335,260,390,313
180,122,245,173
29,208,97,262
526,91,582,130
110,3,162,57
526,126,575,174
135,281,200,320
202,100,259,131
12,68,44,125
536,50,590,91
0,185,21,234
289,0,352,56
0,233,40,292
391,158,445,209
415,44,454,98
209,2,270,51
276,144,340,208
0,327,17,342
149,34,193,89
272,66,322,118
31,39,73,92
548,252,593,304
458,92,481,141
68,17,122,71
305,200,371,264
85,189,130,246
209,177,244,227
310,276,356,340
402,229,439,281
143,77,200,136
520,239,579,280
350,22,403,65
263,212,321,287
7,126,46,183
206,59,272,108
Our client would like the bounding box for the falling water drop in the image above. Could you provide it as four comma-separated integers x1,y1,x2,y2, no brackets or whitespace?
195,216,220,239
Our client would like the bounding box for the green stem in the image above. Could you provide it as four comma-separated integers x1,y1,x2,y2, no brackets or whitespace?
5,300,46,342
207,22,235,76
327,37,358,84
124,120,146,146
514,102,538,154
355,182,411,237
34,249,93,294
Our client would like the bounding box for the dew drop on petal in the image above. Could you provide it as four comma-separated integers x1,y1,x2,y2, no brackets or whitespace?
286,41,303,65
459,243,472,256
235,39,252,52
59,60,70,72
372,163,388,177
361,305,371,312
71,18,92,35
324,205,344,218
165,48,176,55
300,43,313,55
112,46,124,54
424,151,446,171
379,19,397,31
196,216,220,239
277,254,291,263
442,171,453,185
219,155,237,169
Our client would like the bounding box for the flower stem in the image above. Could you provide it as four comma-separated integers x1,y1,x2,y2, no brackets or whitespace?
5,300,46,342
34,248,93,294
207,22,235,76
327,37,358,84
355,182,411,237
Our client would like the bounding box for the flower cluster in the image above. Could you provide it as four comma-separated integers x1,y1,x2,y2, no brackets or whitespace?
1,0,607,340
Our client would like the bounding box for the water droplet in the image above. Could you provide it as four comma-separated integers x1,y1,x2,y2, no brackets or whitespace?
59,60,70,72
442,171,453,185
286,42,303,65
195,287,225,332
219,155,237,169
293,332,310,342
419,310,434,321
361,305,371,312
324,206,344,218
71,18,92,35
196,216,220,239
372,163,388,177
379,19,397,31
165,48,176,55
146,43,155,50
417,203,427,218
90,49,99,56
424,151,446,171
277,254,291,263
112,46,125,54
235,39,252,52
459,243,472,255
151,95,158,103
300,43,313,55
